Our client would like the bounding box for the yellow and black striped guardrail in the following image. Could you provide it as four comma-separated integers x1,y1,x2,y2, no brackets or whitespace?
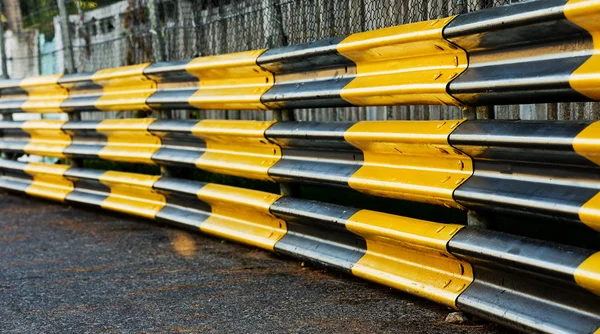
0,158,598,333
1,0,599,332
0,0,598,113
1,118,599,233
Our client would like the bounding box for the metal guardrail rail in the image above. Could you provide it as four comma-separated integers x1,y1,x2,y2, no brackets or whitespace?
1,0,599,332
0,0,598,113
1,118,599,233
0,158,598,333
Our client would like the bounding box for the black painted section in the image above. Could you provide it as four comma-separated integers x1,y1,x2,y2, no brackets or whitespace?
63,167,107,183
453,164,600,229
62,121,107,159
448,227,594,282
149,120,207,167
266,121,357,145
0,79,28,113
266,122,364,188
0,121,29,153
271,197,366,273
0,158,29,177
64,168,111,207
153,177,207,197
63,182,109,207
445,0,594,105
0,79,28,96
146,89,198,110
444,0,568,39
448,55,592,105
60,96,103,113
450,120,594,166
0,158,31,192
451,120,600,229
153,177,212,228
263,80,356,109
449,228,600,333
258,37,351,73
144,59,198,110
155,205,211,229
0,176,32,193
58,72,103,112
144,59,197,82
258,37,356,109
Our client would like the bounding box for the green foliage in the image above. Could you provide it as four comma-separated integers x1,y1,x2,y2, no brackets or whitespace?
18,0,123,40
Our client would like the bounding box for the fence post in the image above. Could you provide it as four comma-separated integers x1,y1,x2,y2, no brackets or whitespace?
74,0,88,69
148,0,166,62
148,0,171,172
0,0,14,162
57,0,75,74
0,0,8,80
192,0,204,57
273,109,300,197
57,0,83,167
147,0,170,119
265,1,294,196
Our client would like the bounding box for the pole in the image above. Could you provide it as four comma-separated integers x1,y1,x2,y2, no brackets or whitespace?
0,1,12,127
57,0,81,167
147,0,169,119
148,0,166,62
273,109,300,197
57,0,75,73
0,0,8,79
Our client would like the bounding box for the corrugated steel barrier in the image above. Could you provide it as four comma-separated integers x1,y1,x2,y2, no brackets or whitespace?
0,158,598,333
2,118,600,233
0,0,599,113
1,0,600,332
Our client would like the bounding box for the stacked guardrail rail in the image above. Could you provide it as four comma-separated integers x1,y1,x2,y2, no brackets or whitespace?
0,0,598,333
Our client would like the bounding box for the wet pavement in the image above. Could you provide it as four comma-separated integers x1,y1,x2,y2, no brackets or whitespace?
0,192,511,333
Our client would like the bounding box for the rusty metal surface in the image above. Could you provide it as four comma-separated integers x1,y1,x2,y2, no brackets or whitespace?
0,192,508,333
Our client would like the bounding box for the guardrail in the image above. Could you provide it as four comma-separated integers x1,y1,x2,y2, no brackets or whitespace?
0,158,598,333
1,0,599,332
2,118,599,233
0,0,598,114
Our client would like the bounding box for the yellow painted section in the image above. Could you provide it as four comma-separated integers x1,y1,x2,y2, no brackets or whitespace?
573,121,600,231
20,75,68,113
186,50,273,110
22,120,71,158
578,193,600,232
197,183,286,251
345,120,472,208
338,17,467,106
97,119,161,164
99,171,165,219
565,0,600,100
346,210,472,308
191,120,281,181
574,251,600,297
92,63,155,111
24,163,73,202
573,121,600,166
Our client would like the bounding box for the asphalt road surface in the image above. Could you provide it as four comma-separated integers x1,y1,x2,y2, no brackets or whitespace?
0,192,511,333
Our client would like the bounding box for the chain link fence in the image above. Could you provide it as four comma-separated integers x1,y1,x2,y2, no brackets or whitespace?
4,0,600,121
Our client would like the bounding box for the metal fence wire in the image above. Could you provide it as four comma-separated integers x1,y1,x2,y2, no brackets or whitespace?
8,0,600,121
145,0,518,60
59,0,521,70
